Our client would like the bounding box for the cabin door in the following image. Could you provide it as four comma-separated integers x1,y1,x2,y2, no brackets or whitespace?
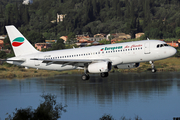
144,42,150,54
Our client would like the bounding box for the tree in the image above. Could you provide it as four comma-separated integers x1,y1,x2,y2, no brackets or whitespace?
51,39,65,50
99,39,111,44
99,114,114,120
67,32,76,44
0,51,6,59
175,27,180,38
21,30,45,45
8,94,67,120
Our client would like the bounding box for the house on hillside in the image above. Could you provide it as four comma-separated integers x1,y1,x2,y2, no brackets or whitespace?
76,41,102,47
76,34,90,39
166,41,179,47
35,43,52,51
0,35,7,49
51,14,67,23
22,0,33,5
76,34,90,42
57,14,67,22
112,33,131,40
76,41,93,46
45,40,57,43
135,33,145,38
94,33,106,38
78,38,89,42
88,37,106,42
60,36,68,43
111,38,122,44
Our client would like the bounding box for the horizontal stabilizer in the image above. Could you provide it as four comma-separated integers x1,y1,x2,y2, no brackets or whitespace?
0,59,25,62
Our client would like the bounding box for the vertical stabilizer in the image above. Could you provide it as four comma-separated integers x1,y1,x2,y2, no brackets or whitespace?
5,25,39,57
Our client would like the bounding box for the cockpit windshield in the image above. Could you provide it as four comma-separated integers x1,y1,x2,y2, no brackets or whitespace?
157,44,169,48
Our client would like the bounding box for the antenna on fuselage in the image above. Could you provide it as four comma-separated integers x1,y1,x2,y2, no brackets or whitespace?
147,38,149,40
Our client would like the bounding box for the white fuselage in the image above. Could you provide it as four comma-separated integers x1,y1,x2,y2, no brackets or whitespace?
7,40,176,71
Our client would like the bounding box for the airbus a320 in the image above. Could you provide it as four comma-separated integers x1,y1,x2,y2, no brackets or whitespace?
4,25,177,80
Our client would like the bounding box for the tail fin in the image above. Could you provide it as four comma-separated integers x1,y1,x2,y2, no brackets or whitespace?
5,25,39,57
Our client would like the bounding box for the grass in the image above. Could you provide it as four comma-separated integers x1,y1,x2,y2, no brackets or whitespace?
0,57,180,79
113,57,180,73
0,64,84,79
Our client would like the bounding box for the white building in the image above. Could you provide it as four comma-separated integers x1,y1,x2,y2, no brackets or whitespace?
22,0,33,5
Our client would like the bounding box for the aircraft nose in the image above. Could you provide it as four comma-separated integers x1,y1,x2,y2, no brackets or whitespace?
170,47,177,56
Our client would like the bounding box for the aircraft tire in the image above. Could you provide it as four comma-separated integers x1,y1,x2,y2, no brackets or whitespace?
152,68,156,73
81,74,90,81
101,72,109,78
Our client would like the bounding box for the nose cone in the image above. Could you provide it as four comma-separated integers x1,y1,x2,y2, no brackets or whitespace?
170,47,177,56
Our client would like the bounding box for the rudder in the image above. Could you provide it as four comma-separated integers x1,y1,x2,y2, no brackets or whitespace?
5,25,39,57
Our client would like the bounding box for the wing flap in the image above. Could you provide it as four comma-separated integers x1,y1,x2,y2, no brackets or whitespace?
30,58,111,67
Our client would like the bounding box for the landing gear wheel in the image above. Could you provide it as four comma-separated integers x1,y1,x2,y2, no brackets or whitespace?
149,61,156,73
100,72,109,78
81,74,90,81
152,68,156,73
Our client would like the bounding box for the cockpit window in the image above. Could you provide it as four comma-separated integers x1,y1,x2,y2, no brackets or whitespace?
157,43,169,48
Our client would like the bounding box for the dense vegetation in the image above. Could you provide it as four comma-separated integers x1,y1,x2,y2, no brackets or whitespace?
1,0,180,42
1,0,180,57
7,94,67,120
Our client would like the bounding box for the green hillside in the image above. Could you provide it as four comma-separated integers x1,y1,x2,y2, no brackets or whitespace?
1,0,180,43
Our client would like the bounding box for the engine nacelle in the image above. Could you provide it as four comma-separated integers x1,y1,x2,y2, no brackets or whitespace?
88,62,112,73
114,63,140,69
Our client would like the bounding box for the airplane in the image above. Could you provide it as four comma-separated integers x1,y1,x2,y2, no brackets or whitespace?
4,25,177,80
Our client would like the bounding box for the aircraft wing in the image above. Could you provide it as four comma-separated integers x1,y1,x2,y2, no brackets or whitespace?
30,58,111,67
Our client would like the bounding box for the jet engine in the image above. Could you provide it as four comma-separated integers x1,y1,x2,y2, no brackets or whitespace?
114,63,140,69
88,61,112,73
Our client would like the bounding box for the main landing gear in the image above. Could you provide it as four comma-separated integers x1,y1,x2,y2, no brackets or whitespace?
149,61,156,73
81,67,90,81
81,72,109,81
100,72,109,78
81,74,90,81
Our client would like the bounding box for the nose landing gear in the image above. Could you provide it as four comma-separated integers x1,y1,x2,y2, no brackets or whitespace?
149,61,156,73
